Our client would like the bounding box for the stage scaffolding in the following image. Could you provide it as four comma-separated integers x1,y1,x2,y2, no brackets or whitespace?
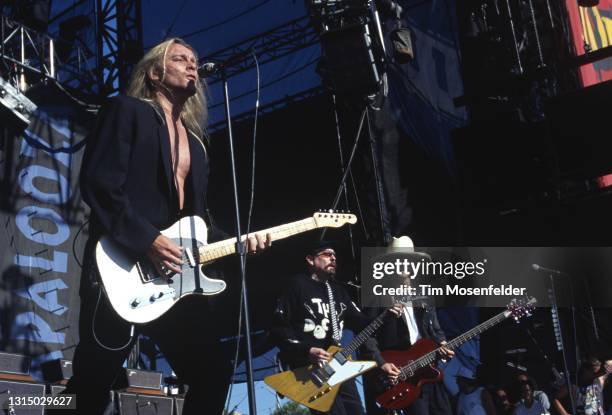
0,14,97,95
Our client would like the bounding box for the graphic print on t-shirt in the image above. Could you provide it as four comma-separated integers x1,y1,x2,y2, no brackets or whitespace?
303,298,347,340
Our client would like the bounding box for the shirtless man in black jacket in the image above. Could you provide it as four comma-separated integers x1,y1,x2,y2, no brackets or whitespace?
57,38,270,415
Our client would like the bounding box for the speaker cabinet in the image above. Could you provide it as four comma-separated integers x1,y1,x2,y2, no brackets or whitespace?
0,380,45,415
0,352,31,375
115,369,163,391
117,392,173,415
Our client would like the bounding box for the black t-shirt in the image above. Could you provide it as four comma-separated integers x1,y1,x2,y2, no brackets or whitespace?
271,273,371,368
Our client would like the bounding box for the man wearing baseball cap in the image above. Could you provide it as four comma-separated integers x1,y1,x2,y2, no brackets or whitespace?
271,239,401,414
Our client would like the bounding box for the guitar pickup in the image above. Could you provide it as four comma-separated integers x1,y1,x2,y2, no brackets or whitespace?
135,261,155,282
311,364,336,386
334,353,347,365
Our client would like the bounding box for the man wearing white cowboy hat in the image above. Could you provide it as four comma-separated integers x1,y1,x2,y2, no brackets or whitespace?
361,235,455,415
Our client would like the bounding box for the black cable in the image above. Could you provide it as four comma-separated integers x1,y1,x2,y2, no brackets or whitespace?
330,93,368,242
365,107,391,243
177,0,273,41
246,50,260,236
72,219,88,268
321,107,368,243
161,0,190,40
209,56,318,110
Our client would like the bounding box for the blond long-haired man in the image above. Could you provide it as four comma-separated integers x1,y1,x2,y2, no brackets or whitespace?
56,38,270,415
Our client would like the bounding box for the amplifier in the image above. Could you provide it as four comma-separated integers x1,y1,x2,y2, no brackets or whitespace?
0,379,45,415
41,359,72,382
0,352,31,375
117,392,173,415
116,369,163,391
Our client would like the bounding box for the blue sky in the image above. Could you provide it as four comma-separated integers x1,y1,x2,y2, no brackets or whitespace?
47,1,322,124
140,0,322,124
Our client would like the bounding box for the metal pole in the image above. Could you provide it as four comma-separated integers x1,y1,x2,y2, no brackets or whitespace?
549,274,576,414
222,73,258,415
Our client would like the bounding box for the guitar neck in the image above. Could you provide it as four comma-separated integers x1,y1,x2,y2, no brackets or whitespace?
341,310,390,358
402,310,510,374
197,217,317,264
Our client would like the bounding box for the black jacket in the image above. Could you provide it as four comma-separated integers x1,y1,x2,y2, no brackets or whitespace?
362,302,447,366
80,95,210,258
271,274,377,368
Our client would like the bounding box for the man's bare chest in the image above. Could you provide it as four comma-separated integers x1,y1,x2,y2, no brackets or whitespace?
167,124,191,181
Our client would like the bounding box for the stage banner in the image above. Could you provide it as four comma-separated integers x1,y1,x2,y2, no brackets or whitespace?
0,84,93,378
565,0,612,86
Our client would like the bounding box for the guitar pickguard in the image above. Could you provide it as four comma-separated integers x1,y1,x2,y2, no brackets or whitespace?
326,358,376,386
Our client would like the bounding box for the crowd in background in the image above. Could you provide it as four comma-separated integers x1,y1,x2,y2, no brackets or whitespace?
453,356,612,415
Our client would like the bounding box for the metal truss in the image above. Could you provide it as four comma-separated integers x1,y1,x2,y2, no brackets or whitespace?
208,85,325,134
96,0,143,96
0,15,97,95
202,16,319,86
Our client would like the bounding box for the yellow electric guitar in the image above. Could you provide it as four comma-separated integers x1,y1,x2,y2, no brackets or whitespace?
265,308,392,413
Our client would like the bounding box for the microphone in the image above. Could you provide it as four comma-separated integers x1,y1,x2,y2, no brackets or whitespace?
532,263,565,275
197,62,218,77
198,49,254,78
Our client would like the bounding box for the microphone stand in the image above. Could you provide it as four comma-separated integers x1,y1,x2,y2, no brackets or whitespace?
548,273,576,414
221,68,258,415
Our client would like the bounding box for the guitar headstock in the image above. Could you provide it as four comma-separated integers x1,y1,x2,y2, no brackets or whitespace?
506,296,537,322
313,210,357,228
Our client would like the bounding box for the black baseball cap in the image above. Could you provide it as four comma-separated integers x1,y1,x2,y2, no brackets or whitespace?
307,239,337,256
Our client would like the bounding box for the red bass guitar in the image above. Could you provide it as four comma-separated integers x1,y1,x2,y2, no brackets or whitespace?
376,297,536,411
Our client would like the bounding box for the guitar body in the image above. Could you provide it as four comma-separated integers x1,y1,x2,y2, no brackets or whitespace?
96,212,358,324
96,216,226,324
376,338,443,410
264,346,377,413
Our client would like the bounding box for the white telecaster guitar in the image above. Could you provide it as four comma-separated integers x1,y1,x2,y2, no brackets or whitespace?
95,211,357,323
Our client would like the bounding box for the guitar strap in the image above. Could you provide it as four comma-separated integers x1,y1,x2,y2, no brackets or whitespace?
325,281,342,345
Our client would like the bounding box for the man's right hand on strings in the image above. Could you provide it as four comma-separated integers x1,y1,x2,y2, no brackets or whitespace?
381,362,401,384
309,347,331,367
389,303,404,317
147,234,184,276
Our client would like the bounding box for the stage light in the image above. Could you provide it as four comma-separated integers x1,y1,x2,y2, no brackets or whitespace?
0,77,37,127
306,0,386,96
